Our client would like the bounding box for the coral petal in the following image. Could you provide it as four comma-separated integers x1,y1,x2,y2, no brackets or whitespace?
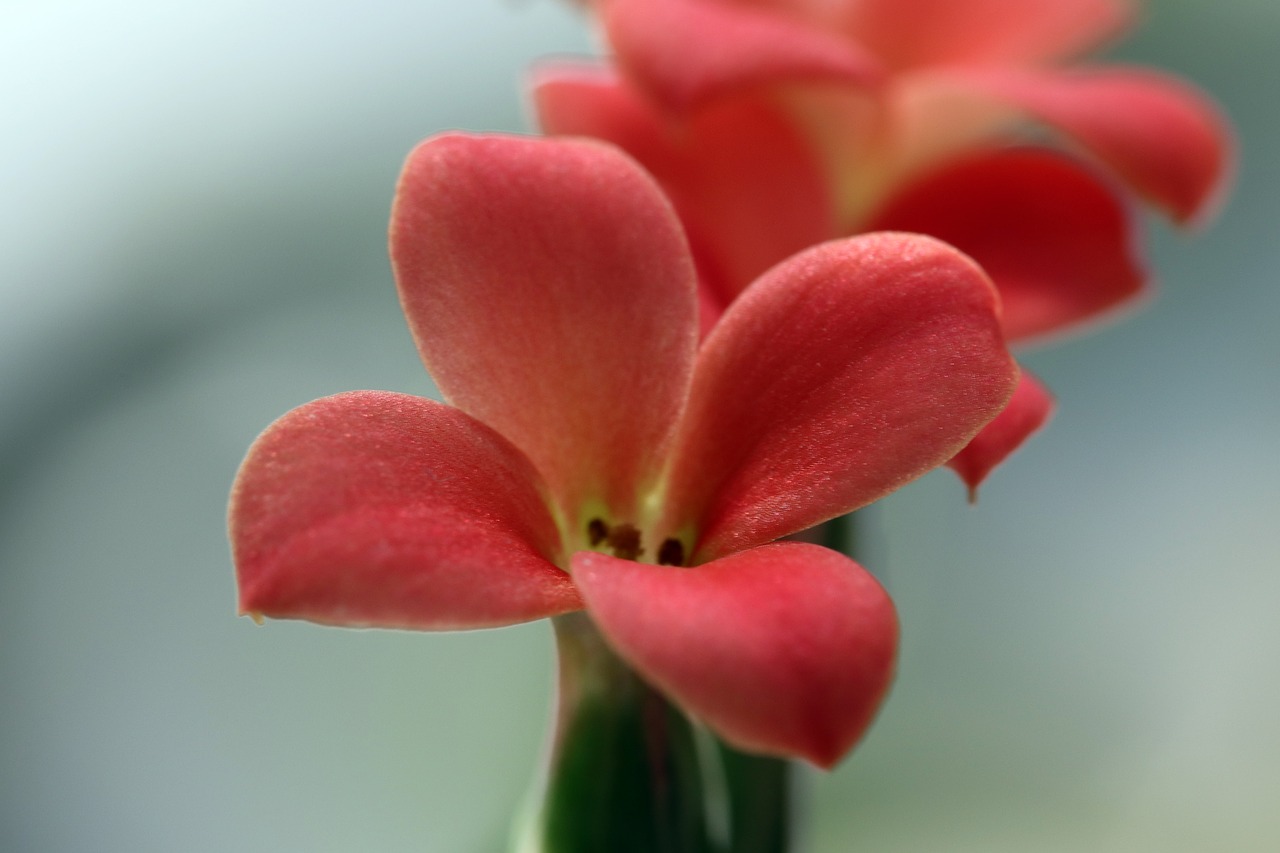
947,370,1055,498
230,392,581,630
390,134,698,524
573,543,898,768
957,67,1234,223
666,233,1018,561
605,0,882,114
869,148,1147,343
840,0,1134,69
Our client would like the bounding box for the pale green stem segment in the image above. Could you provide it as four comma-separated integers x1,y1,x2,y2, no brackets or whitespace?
716,743,793,853
519,612,715,853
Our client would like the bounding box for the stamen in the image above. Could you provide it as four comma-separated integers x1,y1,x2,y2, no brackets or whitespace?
605,523,643,561
587,518,609,547
657,538,686,567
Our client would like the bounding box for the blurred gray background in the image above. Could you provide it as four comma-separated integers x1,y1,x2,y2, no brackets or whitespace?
1,1,1275,850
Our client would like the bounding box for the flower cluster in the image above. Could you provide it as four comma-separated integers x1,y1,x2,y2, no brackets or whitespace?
537,0,1232,492
229,0,1229,772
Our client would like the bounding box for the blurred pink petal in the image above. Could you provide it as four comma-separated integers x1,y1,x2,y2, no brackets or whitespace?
532,61,835,310
604,0,882,113
869,148,1146,343
954,67,1235,223
837,0,1134,69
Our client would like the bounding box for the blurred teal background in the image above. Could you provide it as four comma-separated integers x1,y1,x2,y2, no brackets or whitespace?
1,1,1275,850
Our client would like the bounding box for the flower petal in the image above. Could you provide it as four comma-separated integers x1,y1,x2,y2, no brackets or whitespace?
867,148,1147,343
603,0,882,115
954,67,1235,224
838,0,1134,69
663,233,1019,561
531,62,837,313
573,542,898,768
230,392,581,630
947,370,1055,500
390,133,698,526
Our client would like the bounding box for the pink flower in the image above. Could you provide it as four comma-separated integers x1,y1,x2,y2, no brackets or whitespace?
229,133,1018,767
534,0,1233,493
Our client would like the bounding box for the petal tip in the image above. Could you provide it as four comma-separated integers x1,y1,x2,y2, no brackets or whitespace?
605,0,883,115
947,372,1057,494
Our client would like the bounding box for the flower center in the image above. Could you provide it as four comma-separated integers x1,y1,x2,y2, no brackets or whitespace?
585,517,686,567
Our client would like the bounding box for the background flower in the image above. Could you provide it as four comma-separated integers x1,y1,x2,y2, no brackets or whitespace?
0,2,1276,851
535,0,1233,493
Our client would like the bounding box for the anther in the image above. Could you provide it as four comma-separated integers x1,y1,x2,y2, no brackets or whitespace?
605,523,643,561
587,518,609,547
657,538,686,567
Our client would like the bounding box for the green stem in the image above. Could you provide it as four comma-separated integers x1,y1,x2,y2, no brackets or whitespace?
520,613,715,853
717,743,793,853
818,509,857,556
